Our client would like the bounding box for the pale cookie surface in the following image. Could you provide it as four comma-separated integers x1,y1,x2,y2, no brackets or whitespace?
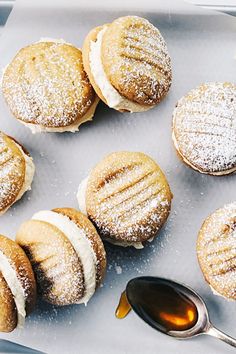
2,42,96,129
86,151,172,246
101,16,172,106
17,219,86,306
0,132,26,214
197,202,236,300
172,82,236,175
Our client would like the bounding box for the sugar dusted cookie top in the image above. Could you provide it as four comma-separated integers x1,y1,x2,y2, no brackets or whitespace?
84,151,172,247
2,41,98,132
101,16,172,106
172,82,236,175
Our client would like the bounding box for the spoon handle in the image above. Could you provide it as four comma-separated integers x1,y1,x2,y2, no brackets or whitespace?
206,324,236,348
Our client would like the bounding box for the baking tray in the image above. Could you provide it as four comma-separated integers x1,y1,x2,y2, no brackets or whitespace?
0,0,236,353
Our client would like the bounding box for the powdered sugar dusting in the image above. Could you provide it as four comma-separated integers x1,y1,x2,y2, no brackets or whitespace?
173,82,236,174
87,152,172,244
103,16,172,105
0,235,36,328
0,133,25,214
19,220,86,306
2,42,95,128
115,265,122,274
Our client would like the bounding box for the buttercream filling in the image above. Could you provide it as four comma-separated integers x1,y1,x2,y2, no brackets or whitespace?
0,250,26,328
77,177,89,215
0,142,35,216
32,210,97,305
89,26,152,113
14,143,35,203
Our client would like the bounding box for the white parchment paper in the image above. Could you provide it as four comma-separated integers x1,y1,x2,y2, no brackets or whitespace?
0,1,235,353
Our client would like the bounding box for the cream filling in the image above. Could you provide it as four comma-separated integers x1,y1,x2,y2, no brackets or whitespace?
89,26,152,113
22,96,100,134
0,250,26,328
103,237,144,249
77,176,148,249
77,177,89,215
14,143,35,202
32,210,97,305
0,142,35,216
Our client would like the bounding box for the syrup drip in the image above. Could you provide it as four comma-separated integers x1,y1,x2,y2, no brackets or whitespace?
115,291,131,319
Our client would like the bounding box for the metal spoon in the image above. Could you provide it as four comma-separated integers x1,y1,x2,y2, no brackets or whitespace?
125,276,236,348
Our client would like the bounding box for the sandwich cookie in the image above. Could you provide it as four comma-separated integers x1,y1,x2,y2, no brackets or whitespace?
16,208,106,306
77,151,172,248
0,235,36,332
172,82,236,175
82,16,172,112
0,131,35,215
197,202,236,300
2,40,99,133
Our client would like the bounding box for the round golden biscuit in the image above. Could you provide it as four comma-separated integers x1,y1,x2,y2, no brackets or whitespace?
0,235,36,332
16,208,106,306
2,41,99,133
0,131,35,215
172,82,236,175
197,202,236,300
82,16,172,112
78,151,172,248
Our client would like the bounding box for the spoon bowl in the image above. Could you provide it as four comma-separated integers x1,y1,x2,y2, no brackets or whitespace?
126,276,236,347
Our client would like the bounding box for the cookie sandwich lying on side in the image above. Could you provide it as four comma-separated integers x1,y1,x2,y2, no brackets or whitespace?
172,82,236,175
2,40,99,133
83,16,172,112
16,208,106,306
